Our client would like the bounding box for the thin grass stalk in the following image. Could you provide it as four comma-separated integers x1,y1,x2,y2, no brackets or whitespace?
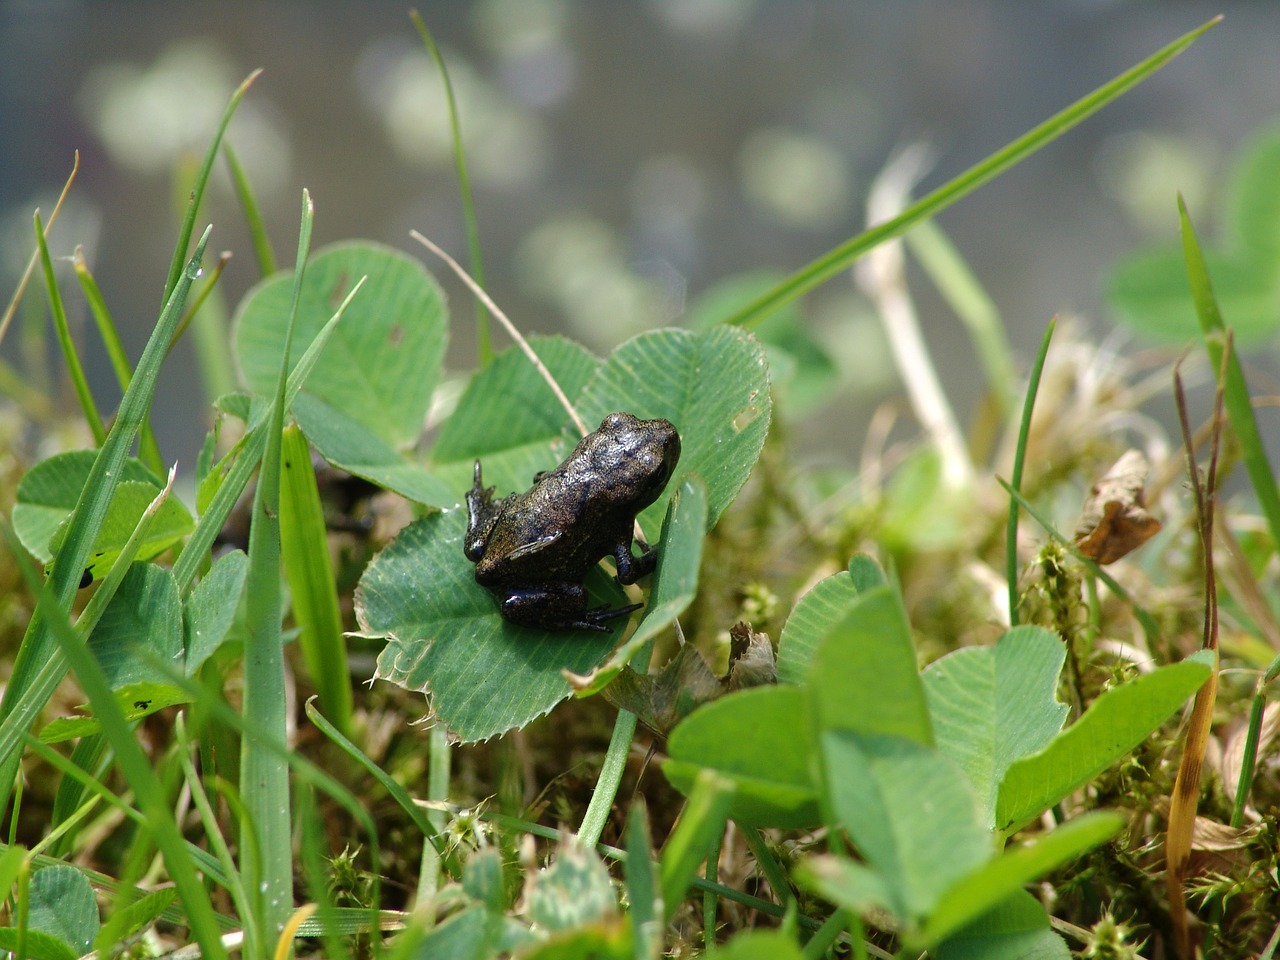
0,151,78,347
724,17,1220,330
171,250,232,350
298,787,353,960
1165,352,1225,960
161,70,261,305
905,219,1017,418
305,700,445,854
702,827,721,951
1006,317,1057,626
71,248,164,472
34,210,104,445
0,229,211,815
740,824,795,913
224,141,278,277
410,11,491,363
239,190,314,946
802,909,854,960
174,716,253,935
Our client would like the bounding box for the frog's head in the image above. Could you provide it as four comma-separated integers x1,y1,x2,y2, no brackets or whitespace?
620,413,681,506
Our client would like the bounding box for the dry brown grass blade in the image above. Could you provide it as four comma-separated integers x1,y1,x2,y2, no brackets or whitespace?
409,228,587,438
1165,342,1228,959
0,151,80,346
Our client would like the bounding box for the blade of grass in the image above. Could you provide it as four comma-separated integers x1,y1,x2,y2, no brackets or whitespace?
304,699,444,854
578,709,639,850
0,228,211,815
626,803,661,960
298,787,353,960
35,209,104,445
1178,194,1280,548
173,714,253,942
224,141,278,277
1,520,230,960
0,150,78,347
905,218,1017,418
1231,655,1280,828
660,770,734,922
162,70,261,306
279,422,352,736
724,17,1220,329
71,247,164,472
1006,317,1057,626
410,10,490,363
170,271,365,594
239,190,312,947
417,722,452,916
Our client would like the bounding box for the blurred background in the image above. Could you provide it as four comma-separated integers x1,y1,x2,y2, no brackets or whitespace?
0,1,1273,472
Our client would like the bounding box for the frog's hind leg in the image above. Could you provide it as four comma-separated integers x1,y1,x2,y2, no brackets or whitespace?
499,583,640,632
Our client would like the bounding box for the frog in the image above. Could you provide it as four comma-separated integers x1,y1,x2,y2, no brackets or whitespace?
464,411,681,631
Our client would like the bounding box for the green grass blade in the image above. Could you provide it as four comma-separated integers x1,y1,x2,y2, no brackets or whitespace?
410,11,490,362
239,190,312,945
223,141,278,277
162,70,261,306
0,228,211,814
72,248,164,473
34,210,104,445
625,803,660,959
578,710,639,850
906,219,1017,418
1006,318,1056,626
70,248,132,394
304,699,443,851
279,422,352,735
724,17,1220,329
1178,194,1280,545
660,770,734,922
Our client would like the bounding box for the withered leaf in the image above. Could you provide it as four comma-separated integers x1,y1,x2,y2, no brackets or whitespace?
1073,450,1162,565
602,622,776,736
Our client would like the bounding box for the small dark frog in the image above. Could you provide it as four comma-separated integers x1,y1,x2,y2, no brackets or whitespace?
464,412,681,631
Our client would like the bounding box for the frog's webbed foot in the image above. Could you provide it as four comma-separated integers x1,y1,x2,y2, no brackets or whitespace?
464,460,503,561
613,540,658,586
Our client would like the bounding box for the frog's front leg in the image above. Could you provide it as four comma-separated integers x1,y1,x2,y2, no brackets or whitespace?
498,582,641,632
612,536,658,585
464,460,508,561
